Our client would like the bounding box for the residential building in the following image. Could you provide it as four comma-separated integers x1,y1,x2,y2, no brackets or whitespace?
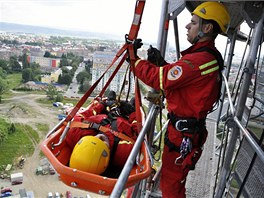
41,68,62,84
91,51,135,95
28,55,60,69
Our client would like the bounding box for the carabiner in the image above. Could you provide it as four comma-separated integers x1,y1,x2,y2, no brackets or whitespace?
175,155,184,165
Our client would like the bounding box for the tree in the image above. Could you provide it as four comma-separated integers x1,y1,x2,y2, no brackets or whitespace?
9,57,22,72
44,51,51,57
0,59,9,72
0,78,8,103
58,73,72,85
66,52,75,59
60,58,69,67
22,53,30,69
30,62,41,81
46,84,58,100
0,67,7,79
76,71,91,84
80,79,91,93
22,68,33,82
55,93,64,102
61,53,67,59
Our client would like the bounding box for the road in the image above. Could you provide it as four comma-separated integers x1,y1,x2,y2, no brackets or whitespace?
0,92,106,198
64,62,85,99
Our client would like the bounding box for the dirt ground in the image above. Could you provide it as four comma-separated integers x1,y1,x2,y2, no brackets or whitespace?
0,92,106,198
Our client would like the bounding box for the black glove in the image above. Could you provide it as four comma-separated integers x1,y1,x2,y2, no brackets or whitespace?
133,38,143,54
147,45,168,66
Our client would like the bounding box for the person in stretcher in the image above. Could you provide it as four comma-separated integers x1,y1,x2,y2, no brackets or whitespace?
66,91,138,175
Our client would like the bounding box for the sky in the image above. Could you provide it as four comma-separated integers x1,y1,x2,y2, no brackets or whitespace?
0,0,193,44
0,0,251,56
0,0,164,40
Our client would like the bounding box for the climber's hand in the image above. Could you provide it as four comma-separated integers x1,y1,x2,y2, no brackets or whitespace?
147,45,168,66
133,38,143,53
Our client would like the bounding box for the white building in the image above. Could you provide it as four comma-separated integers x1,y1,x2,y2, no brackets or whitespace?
91,51,135,96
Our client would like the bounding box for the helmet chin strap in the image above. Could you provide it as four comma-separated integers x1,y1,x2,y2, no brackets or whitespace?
192,31,204,44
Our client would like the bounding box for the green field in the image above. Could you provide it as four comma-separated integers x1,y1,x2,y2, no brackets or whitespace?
0,118,38,168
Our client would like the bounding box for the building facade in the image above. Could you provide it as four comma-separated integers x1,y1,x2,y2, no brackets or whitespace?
91,51,135,96
28,55,60,68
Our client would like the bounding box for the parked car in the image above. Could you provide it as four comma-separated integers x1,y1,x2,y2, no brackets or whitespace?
47,192,53,198
58,114,66,120
66,191,72,198
10,172,23,185
1,188,12,194
55,192,60,198
1,191,12,197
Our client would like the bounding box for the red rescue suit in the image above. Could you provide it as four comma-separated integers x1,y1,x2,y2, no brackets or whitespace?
66,100,138,169
134,41,221,197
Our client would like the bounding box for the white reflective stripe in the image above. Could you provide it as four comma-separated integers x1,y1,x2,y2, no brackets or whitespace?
159,67,163,90
133,14,141,25
199,60,217,70
135,59,142,67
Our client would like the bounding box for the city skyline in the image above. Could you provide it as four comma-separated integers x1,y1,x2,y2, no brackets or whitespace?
1,0,251,56
1,0,165,42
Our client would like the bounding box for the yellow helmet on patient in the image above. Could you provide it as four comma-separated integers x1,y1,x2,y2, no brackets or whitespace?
69,135,110,174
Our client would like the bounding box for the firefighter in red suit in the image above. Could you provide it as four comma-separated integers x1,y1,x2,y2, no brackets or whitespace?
128,2,230,197
66,91,138,169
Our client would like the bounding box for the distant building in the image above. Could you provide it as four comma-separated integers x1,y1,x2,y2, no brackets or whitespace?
41,68,62,83
91,51,135,95
0,47,22,60
29,46,44,57
28,55,60,68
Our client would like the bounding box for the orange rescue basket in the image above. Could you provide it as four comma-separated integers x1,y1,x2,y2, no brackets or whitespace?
40,123,151,195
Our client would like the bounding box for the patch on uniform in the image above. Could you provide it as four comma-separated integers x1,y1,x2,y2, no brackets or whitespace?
167,66,182,81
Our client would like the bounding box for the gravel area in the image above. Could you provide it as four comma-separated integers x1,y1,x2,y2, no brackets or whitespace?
0,92,106,198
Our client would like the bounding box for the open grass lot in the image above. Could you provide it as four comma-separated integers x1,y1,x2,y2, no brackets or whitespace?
3,73,23,98
6,73,22,89
0,118,38,168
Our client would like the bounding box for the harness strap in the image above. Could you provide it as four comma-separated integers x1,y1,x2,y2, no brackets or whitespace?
69,121,135,144
168,113,206,133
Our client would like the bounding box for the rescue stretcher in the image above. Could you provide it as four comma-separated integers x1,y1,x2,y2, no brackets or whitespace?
40,1,153,195
40,51,151,195
40,121,151,195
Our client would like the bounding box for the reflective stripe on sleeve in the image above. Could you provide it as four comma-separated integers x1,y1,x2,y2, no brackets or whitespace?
199,60,217,69
201,66,219,75
199,59,219,75
135,59,142,67
159,67,163,90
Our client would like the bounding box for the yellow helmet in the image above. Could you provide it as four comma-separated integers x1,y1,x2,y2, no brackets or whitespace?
192,2,230,33
69,136,110,175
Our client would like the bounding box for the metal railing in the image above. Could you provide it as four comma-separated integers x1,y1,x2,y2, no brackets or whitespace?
110,104,160,198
